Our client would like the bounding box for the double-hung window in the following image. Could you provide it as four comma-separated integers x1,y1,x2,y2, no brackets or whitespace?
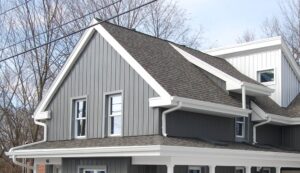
108,94,123,136
74,99,87,138
235,117,245,138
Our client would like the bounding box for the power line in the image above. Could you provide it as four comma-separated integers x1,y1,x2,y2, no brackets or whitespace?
0,0,122,52
0,0,157,63
0,0,32,16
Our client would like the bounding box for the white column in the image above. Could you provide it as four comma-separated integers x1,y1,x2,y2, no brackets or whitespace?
276,167,281,173
167,164,174,173
209,165,216,173
242,85,246,109
245,166,251,173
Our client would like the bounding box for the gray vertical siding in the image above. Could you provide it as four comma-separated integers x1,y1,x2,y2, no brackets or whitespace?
166,110,235,142
62,158,130,173
46,33,159,141
282,125,300,150
256,124,282,146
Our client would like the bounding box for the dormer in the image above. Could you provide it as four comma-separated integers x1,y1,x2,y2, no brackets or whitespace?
206,36,300,107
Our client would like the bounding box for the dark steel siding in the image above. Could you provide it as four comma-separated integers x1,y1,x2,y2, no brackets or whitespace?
256,124,282,146
166,110,235,142
282,125,300,150
46,33,159,141
62,158,131,173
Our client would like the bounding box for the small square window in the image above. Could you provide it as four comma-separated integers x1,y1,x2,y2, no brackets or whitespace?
258,69,274,83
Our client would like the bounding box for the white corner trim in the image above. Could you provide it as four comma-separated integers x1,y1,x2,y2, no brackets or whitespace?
251,101,300,125
33,19,171,118
205,36,282,56
150,96,251,117
170,43,242,91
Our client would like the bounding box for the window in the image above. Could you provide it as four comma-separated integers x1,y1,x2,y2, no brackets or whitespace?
261,168,271,173
83,169,105,173
74,99,87,138
107,94,123,136
258,69,274,83
189,166,201,173
235,117,245,138
235,167,245,173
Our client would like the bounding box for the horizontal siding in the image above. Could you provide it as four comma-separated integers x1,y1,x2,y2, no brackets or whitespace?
256,124,282,147
62,158,130,173
166,110,235,142
46,33,159,141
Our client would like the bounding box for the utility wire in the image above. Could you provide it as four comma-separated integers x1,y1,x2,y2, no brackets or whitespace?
0,0,32,16
0,0,122,52
0,0,157,63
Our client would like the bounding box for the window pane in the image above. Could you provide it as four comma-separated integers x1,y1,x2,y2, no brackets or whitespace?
77,119,86,136
236,117,244,122
97,171,105,173
111,116,122,135
259,70,274,83
111,103,122,113
236,123,243,136
112,95,122,104
76,100,86,118
84,171,93,173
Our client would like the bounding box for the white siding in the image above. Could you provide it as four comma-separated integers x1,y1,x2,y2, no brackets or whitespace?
281,54,300,107
224,49,282,106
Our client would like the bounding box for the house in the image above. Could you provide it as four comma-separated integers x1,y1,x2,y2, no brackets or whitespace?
6,18,300,173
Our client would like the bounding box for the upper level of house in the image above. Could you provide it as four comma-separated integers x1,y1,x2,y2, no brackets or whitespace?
31,19,300,152
206,37,300,108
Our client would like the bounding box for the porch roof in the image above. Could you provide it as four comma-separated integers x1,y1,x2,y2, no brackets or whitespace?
11,135,299,154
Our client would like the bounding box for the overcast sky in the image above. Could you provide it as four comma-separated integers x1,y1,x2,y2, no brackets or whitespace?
177,0,282,49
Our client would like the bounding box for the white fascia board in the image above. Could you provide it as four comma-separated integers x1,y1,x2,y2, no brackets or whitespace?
205,36,282,56
33,19,171,118
243,82,274,96
150,96,251,117
251,101,300,125
8,144,300,168
159,146,300,168
170,43,242,91
7,145,162,158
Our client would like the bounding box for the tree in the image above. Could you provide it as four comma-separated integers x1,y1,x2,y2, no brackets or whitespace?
236,30,256,43
262,0,300,61
0,0,204,172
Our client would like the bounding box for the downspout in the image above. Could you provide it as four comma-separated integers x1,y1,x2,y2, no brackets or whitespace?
242,85,246,109
253,116,271,144
162,102,182,137
8,118,47,170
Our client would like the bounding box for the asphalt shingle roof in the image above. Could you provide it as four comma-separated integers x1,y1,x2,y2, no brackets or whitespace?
254,94,300,118
19,135,298,153
101,22,242,107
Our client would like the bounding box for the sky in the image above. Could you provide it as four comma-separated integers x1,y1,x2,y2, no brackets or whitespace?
177,0,282,49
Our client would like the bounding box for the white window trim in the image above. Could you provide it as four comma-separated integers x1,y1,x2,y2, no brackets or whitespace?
83,169,106,173
236,117,246,138
257,68,275,86
74,98,87,139
106,92,123,137
188,166,202,173
235,167,245,173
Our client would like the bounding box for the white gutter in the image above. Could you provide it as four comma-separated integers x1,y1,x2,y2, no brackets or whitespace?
162,102,182,137
8,118,47,170
253,117,272,144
